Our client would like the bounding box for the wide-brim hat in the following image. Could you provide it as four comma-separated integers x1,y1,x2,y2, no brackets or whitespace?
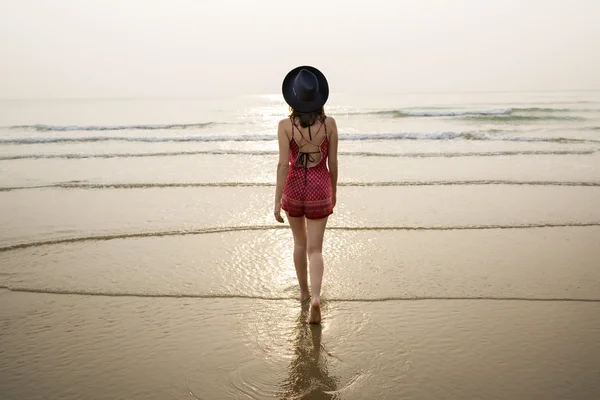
282,66,329,113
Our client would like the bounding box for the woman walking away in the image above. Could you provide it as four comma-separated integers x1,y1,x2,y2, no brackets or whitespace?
274,66,339,324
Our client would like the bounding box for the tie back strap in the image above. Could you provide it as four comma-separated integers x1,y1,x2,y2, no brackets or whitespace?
297,151,321,184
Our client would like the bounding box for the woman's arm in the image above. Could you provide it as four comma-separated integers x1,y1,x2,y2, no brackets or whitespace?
327,117,339,207
274,119,290,222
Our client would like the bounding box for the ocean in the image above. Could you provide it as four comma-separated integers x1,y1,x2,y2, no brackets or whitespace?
1,91,600,399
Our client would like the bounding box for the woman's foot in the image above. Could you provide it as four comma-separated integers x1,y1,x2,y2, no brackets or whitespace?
300,290,311,303
308,300,321,324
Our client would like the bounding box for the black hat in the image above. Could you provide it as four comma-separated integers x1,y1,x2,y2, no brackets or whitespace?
282,66,329,113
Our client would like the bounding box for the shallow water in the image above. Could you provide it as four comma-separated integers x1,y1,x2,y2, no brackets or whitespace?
1,227,599,301
1,92,600,399
1,292,599,400
1,185,600,246
2,153,600,188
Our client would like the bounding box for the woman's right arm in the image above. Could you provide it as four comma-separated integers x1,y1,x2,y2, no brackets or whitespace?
327,117,339,207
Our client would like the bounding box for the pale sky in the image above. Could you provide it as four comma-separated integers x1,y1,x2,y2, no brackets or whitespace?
1,0,599,98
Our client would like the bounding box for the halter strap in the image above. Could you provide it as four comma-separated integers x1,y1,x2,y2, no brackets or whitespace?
291,117,325,147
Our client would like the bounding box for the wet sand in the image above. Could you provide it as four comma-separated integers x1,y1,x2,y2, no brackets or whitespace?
1,217,600,399
1,291,599,399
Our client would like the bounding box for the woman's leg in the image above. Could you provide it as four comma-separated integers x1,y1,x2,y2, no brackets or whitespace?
306,216,328,323
286,213,310,301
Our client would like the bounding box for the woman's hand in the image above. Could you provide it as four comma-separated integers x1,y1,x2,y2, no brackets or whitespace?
274,203,284,223
332,193,336,208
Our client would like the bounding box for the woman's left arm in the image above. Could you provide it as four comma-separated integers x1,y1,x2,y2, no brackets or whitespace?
274,119,290,223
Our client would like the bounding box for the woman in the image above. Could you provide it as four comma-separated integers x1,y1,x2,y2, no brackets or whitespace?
274,66,339,324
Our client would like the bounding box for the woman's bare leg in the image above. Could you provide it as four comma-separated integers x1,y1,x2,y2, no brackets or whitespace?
286,213,310,302
306,216,328,323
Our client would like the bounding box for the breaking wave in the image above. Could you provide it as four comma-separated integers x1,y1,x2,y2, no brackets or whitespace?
7,122,218,131
2,180,600,192
0,149,595,161
374,109,511,117
1,132,598,144
340,106,598,119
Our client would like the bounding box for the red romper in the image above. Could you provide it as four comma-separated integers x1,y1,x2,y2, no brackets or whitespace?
281,117,334,219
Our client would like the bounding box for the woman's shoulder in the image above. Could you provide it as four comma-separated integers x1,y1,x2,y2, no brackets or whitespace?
324,116,337,131
278,117,292,132
279,117,292,127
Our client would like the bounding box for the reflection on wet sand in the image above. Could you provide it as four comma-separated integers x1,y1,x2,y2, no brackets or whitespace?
278,304,338,399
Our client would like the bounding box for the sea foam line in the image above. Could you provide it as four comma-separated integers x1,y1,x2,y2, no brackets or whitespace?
0,286,598,302
343,106,599,115
342,107,598,118
374,109,511,117
1,223,599,253
0,149,595,161
2,106,597,133
1,132,598,144
2,180,600,192
8,122,217,131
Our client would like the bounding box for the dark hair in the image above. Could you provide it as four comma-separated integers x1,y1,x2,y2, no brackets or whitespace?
288,106,326,128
